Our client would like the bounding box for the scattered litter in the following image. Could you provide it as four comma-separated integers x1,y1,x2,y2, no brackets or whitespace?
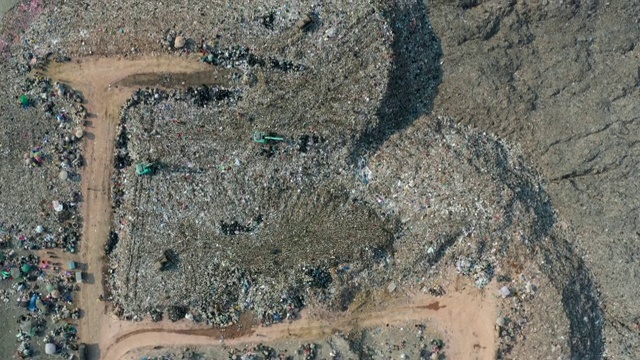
499,286,511,298
52,200,63,212
174,35,185,49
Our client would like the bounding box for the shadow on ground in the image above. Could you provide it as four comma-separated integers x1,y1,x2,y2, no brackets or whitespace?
84,271,95,285
460,76,604,360
473,132,604,359
541,235,604,360
87,342,100,360
352,0,443,159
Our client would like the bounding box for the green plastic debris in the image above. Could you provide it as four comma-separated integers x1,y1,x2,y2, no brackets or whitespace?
431,338,444,349
20,264,31,273
253,131,284,144
19,95,29,106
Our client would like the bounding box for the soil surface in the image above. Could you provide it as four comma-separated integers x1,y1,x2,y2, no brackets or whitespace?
105,282,497,360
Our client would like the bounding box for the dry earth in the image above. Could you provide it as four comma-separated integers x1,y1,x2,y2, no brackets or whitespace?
428,1,640,358
106,282,497,360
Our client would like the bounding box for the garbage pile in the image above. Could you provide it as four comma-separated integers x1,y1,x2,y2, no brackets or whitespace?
198,43,306,73
107,83,400,326
37,79,86,167
3,73,86,253
1,248,83,358
2,2,558,355
41,323,80,359
226,343,310,360
0,0,588,358
0,42,87,359
139,350,205,360
141,323,450,360
105,0,554,329
298,343,317,360
162,27,308,76
108,84,554,333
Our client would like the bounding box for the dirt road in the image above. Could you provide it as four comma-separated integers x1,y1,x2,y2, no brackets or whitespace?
44,55,498,360
106,284,497,360
44,55,215,359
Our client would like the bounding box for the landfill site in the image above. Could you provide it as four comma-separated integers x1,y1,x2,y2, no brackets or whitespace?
1,0,639,359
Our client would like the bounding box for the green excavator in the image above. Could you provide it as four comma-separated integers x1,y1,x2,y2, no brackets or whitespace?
253,131,284,144
135,162,154,176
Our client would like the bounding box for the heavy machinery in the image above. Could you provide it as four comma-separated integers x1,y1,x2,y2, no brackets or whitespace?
135,162,154,176
253,131,284,144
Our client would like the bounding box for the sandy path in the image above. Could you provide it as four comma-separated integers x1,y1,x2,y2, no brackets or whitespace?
109,285,496,360
43,56,497,360
44,55,213,360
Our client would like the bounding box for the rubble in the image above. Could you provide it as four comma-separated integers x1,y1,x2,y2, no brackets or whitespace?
499,286,511,298
174,36,185,49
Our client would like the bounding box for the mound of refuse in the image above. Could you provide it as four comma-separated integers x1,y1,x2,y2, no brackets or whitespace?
102,0,602,358
108,82,555,333
105,0,546,330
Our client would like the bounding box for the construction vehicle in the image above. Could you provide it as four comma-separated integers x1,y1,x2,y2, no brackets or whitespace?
135,162,154,176
253,131,284,144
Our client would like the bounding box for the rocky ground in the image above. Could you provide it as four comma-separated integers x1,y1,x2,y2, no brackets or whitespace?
427,1,640,358
0,0,638,359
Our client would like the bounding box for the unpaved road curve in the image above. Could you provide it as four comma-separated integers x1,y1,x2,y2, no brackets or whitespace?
108,286,497,360
43,55,217,360
44,56,497,360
